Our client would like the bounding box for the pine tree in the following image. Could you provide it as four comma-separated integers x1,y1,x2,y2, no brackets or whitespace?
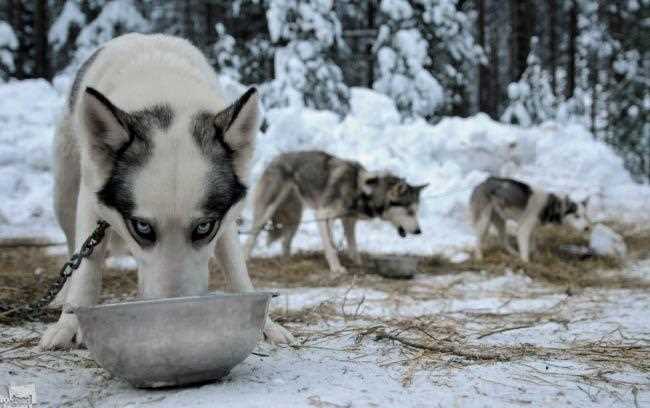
263,0,350,115
48,0,86,73
75,0,150,63
373,0,483,120
0,20,17,80
501,37,557,126
373,0,444,120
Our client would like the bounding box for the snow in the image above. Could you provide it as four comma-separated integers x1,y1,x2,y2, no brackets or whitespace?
0,20,18,71
48,0,87,52
590,223,627,258
76,0,150,56
1,72,650,407
1,78,650,256
2,262,649,407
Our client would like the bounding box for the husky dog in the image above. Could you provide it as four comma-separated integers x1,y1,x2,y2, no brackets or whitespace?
39,34,293,350
243,151,428,276
470,176,591,262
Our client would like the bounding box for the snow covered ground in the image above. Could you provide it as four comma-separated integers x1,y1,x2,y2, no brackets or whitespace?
1,79,649,258
1,77,650,407
2,261,649,407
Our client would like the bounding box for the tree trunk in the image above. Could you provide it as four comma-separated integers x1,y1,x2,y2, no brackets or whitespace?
183,0,195,44
366,0,376,88
490,26,501,116
509,0,534,82
566,0,578,99
548,0,557,95
478,0,492,115
34,0,51,80
204,0,216,51
9,0,25,79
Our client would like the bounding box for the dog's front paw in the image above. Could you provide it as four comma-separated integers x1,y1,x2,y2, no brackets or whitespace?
263,319,295,345
39,313,83,350
329,265,347,279
347,252,362,266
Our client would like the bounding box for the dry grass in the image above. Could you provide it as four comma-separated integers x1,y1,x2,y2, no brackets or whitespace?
277,299,650,388
1,223,648,325
423,224,650,289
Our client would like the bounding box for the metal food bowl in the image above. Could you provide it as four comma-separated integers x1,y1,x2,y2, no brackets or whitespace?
75,292,271,388
370,255,418,279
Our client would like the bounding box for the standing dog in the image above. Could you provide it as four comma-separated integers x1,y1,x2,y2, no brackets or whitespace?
470,176,591,262
39,34,293,350
243,151,427,276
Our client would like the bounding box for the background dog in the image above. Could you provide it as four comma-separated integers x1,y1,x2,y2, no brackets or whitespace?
244,150,427,276
40,33,293,350
470,176,591,262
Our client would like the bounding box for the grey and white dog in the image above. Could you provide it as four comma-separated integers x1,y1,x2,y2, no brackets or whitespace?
470,176,591,262
39,34,293,350
243,151,428,276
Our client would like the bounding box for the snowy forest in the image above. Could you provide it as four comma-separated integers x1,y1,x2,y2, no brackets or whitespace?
0,0,648,180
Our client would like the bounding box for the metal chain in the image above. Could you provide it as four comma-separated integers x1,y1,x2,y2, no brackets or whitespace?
0,220,110,321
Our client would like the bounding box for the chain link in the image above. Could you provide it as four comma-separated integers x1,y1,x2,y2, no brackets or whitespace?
0,220,110,322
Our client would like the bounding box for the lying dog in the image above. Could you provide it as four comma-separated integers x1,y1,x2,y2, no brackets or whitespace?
243,150,427,276
40,34,293,350
470,176,591,262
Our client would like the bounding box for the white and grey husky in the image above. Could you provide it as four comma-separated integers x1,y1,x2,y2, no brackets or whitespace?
244,150,428,276
470,176,591,262
39,34,293,350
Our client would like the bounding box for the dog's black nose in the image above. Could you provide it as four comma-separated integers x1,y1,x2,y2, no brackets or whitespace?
398,227,406,238
414,228,422,235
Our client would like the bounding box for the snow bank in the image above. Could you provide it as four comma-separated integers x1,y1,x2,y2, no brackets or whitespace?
0,79,65,241
1,79,648,256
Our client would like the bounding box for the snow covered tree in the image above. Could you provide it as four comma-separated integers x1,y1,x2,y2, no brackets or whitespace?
263,0,350,115
0,20,17,79
373,0,443,120
74,0,149,65
373,0,483,120
48,0,86,73
501,37,557,126
211,0,275,85
212,22,242,81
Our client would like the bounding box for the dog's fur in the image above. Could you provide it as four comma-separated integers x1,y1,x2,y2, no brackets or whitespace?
243,151,427,275
40,34,293,350
470,176,591,262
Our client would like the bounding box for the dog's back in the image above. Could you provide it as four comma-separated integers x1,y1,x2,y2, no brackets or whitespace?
470,176,533,222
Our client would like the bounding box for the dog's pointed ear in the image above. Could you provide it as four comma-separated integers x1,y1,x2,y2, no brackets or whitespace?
413,183,429,194
214,88,259,152
360,172,379,194
81,87,130,154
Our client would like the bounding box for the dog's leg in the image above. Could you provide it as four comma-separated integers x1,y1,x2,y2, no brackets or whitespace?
342,217,361,265
281,221,298,257
50,118,81,308
516,222,536,262
243,186,292,259
215,223,295,345
473,207,492,261
492,214,517,256
315,211,346,277
40,191,108,350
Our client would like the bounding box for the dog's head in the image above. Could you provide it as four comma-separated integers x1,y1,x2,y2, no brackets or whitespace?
561,196,591,233
80,87,259,299
361,173,428,238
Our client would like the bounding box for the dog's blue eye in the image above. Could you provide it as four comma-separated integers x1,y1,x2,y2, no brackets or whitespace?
135,221,151,234
192,220,218,242
196,222,211,234
128,218,156,246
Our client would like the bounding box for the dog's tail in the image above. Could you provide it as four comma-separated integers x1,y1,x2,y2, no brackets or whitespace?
266,188,303,245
